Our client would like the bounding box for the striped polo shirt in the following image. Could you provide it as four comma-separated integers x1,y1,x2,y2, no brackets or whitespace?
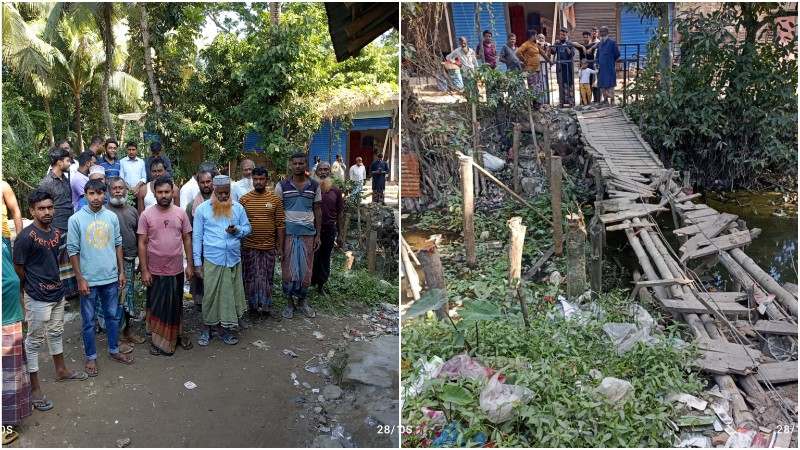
239,190,285,250
275,178,321,236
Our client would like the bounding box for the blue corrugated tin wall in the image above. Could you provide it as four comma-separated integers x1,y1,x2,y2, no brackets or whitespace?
308,120,347,166
351,117,392,131
620,8,659,62
451,2,509,71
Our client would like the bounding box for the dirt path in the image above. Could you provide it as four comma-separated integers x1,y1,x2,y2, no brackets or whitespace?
10,299,398,448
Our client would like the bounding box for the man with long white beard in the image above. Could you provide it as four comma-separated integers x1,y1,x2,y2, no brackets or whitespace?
311,163,344,296
276,153,321,319
192,175,251,346
106,177,144,345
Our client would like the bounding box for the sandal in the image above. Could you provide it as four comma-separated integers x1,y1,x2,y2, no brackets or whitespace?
298,300,316,319
282,304,295,320
32,396,54,411
56,370,88,382
2,429,19,445
110,352,134,365
149,345,173,357
180,336,193,350
85,361,99,377
123,333,146,344
222,333,239,345
198,330,210,347
119,342,134,354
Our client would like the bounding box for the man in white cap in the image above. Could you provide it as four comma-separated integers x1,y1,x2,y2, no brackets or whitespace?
75,165,107,210
192,175,251,346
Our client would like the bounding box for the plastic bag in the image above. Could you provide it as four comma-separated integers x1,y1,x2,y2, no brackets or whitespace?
482,153,506,171
479,373,533,423
436,354,492,381
595,377,634,406
404,356,444,399
724,428,756,448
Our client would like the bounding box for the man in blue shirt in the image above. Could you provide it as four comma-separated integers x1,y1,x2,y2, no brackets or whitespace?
192,175,251,346
98,139,121,178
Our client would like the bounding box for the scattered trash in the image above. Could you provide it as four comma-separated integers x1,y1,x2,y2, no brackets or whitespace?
676,415,717,427
676,433,712,448
302,382,312,389
763,335,796,362
305,363,330,376
432,422,461,447
482,153,505,171
311,388,320,394
549,271,562,286
479,373,533,423
322,384,343,400
313,406,323,414
251,340,269,350
421,407,446,425
404,356,444,398
588,369,603,380
667,393,708,411
436,354,493,381
595,377,634,406
331,425,355,448
750,432,771,448
282,349,298,358
710,399,733,426
313,331,325,340
183,381,197,390
724,428,756,448
365,416,380,427
557,297,581,320
290,372,300,387
602,320,657,355
115,437,131,448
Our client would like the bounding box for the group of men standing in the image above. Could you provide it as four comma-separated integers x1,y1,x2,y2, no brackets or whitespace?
444,25,621,107
2,141,349,443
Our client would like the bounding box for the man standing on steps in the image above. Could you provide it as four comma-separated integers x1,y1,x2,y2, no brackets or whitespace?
138,176,194,356
120,141,147,191
232,159,255,202
98,139,121,179
239,167,285,322
370,153,390,205
67,179,134,376
145,142,173,182
106,178,144,345
192,175,251,346
349,156,366,185
596,26,621,105
311,162,344,296
276,153,321,319
14,190,88,413
331,155,346,181
186,169,216,313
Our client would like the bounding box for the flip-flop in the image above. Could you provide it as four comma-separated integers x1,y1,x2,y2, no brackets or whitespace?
123,334,146,344
149,345,173,357
282,305,294,319
85,363,99,377
56,370,88,382
198,331,210,347
110,352,134,365
32,397,54,411
2,429,19,445
180,336,193,350
222,333,239,345
119,343,134,354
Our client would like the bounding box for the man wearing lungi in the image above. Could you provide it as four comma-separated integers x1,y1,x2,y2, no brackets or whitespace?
192,175,251,346
311,162,344,296
239,167,285,322
138,176,194,355
276,153,321,319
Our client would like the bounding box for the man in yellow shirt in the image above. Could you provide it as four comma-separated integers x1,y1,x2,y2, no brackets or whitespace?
516,34,550,102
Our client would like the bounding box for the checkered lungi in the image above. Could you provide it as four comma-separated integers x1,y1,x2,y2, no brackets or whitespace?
2,322,32,426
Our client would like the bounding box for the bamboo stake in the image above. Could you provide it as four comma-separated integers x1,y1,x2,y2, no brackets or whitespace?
566,212,587,298
551,156,563,256
460,155,477,267
417,241,449,320
507,217,529,328
401,242,421,300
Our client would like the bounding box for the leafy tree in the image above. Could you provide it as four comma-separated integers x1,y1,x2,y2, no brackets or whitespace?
626,3,797,189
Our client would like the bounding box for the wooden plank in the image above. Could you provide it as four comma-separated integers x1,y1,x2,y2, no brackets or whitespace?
606,220,655,231
683,208,719,220
659,298,751,318
696,292,747,303
679,213,740,256
682,230,752,261
695,340,763,375
596,198,636,212
599,204,669,224
755,361,797,384
750,320,798,336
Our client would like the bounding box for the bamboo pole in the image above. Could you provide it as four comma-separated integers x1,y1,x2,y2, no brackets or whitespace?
508,217,530,328
460,155,477,267
717,252,789,321
589,215,603,298
401,241,422,301
417,241,449,320
729,248,798,317
551,156,563,256
512,123,521,193
344,251,355,271
566,212,587,298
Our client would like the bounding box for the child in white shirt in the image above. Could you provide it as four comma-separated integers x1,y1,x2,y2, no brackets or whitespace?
579,61,598,106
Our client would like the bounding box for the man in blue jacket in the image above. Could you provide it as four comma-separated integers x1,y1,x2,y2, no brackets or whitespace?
67,179,134,376
596,26,621,105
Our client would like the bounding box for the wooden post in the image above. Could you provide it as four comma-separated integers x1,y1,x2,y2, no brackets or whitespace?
589,215,603,298
512,123,521,193
507,217,530,328
460,155,477,267
566,213,587,298
417,240,449,320
471,103,486,195
543,128,552,181
342,211,351,244
551,156,563,256
400,242,421,300
367,211,378,273
344,251,355,271
682,170,691,191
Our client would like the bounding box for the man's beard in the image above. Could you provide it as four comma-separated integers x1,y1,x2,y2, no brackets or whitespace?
212,195,233,218
319,177,333,193
109,196,126,207
200,189,213,198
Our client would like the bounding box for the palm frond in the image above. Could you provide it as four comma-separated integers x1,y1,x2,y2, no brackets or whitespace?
110,70,145,106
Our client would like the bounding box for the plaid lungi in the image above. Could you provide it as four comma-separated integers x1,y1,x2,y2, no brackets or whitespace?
242,247,277,309
2,322,32,426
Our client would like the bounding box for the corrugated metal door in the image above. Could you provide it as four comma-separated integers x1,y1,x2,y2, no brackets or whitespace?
573,3,617,40
450,2,509,69
351,117,392,131
620,8,658,61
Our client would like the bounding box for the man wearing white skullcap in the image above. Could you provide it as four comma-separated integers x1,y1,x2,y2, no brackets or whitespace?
192,174,251,346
